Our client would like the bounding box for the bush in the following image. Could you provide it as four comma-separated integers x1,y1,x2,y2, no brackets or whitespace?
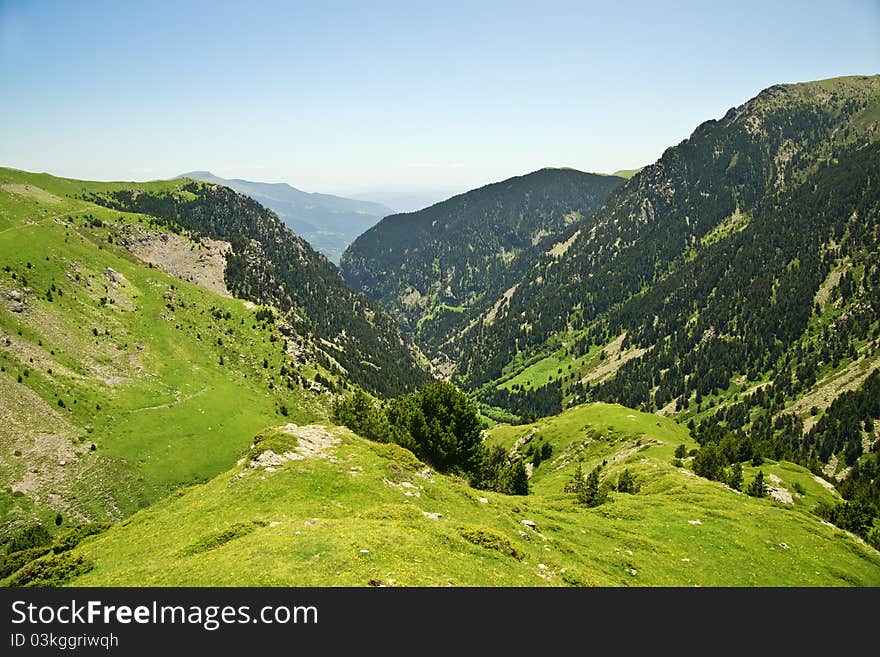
616,469,639,494
470,445,528,495
52,523,112,554
674,444,688,459
5,522,51,554
6,552,93,587
458,526,523,559
693,443,725,481
727,462,744,491
0,546,51,579
331,390,397,444
867,526,880,551
566,462,608,507
389,382,483,475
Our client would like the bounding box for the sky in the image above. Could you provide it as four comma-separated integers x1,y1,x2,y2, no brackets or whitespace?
1,0,878,197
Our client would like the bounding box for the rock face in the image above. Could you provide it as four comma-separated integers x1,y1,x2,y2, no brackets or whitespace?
239,425,343,477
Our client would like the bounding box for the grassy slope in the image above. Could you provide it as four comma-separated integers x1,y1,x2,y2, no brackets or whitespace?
60,404,880,586
610,168,644,180
0,168,325,530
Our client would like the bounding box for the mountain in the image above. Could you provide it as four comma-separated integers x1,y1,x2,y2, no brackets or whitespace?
4,75,880,589
340,168,625,362
610,167,644,179
177,172,394,263
431,75,880,528
0,167,429,540
22,403,880,586
347,190,462,214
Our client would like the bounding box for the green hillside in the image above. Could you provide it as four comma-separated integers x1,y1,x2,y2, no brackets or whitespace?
0,169,343,535
610,168,643,179
24,403,879,587
443,78,880,520
341,168,624,360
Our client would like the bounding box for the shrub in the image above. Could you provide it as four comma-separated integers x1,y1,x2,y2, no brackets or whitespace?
458,526,523,559
389,382,483,476
471,445,528,495
567,462,608,507
727,462,744,491
674,444,688,459
6,552,93,587
5,522,51,554
0,546,51,579
693,443,725,481
52,523,112,554
867,526,880,551
616,468,639,494
331,390,396,443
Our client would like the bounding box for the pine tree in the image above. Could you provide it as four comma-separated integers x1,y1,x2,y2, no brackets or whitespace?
747,470,767,497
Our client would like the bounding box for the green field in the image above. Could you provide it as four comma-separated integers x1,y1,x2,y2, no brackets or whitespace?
0,168,326,532
41,403,880,587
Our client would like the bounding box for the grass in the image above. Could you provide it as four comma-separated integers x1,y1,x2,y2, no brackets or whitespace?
609,168,643,180
44,404,880,587
0,167,327,532
3,167,880,587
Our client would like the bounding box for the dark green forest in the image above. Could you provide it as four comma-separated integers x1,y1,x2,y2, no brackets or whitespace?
341,168,623,353
83,183,431,396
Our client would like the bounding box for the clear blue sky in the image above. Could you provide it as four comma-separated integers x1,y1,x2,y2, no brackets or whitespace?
1,0,878,196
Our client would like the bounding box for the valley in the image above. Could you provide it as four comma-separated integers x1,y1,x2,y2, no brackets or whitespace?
2,74,880,588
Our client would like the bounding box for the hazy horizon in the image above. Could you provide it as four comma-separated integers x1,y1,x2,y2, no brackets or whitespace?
1,0,878,196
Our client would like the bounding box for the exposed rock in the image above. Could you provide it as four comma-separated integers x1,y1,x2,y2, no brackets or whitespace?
422,512,442,520
521,519,537,529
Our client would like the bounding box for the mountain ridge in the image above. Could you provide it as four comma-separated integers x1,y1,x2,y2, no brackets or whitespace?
176,171,394,263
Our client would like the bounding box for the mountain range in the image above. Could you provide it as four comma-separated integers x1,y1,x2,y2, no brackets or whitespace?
2,74,879,587
177,172,395,263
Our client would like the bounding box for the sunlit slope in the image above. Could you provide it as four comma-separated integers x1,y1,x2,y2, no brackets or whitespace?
60,404,880,586
0,168,326,531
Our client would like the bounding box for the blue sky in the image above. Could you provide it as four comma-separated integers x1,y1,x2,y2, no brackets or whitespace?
1,0,878,196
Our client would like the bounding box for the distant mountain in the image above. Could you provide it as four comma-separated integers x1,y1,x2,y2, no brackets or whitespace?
610,167,643,179
346,190,463,214
340,168,624,360
177,172,394,263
